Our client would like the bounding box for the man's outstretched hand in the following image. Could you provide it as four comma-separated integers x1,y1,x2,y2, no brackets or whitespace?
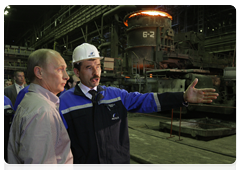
184,78,219,103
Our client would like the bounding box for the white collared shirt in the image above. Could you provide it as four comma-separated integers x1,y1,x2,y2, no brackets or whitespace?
15,83,24,94
79,82,97,100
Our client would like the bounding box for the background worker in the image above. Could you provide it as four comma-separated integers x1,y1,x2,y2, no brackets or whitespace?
57,74,80,96
4,71,27,106
4,79,12,87
8,49,73,164
65,74,80,90
59,43,219,164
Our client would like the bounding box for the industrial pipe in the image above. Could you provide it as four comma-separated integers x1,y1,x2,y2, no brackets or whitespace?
101,5,137,39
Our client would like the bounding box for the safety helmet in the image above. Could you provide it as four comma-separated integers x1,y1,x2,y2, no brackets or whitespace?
72,43,104,64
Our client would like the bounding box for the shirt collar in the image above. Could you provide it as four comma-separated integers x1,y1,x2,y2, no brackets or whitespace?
79,82,97,95
15,83,23,88
28,83,59,104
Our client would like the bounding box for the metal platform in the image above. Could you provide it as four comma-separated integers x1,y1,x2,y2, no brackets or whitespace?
159,118,236,138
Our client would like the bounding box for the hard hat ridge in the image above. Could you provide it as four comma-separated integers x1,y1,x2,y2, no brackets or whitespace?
72,43,104,64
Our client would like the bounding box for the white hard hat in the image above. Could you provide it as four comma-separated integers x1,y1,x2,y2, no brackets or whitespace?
72,43,104,64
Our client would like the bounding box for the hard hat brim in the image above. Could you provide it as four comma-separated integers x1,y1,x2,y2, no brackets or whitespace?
73,56,104,64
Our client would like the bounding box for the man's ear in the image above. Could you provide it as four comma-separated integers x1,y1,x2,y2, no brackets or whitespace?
34,66,43,79
73,68,80,77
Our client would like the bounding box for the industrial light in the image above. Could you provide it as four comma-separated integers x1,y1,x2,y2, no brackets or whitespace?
6,5,10,9
124,10,172,27
200,30,203,32
4,11,9,15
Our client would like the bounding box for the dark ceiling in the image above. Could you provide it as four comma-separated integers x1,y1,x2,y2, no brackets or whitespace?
4,5,62,45
4,5,236,48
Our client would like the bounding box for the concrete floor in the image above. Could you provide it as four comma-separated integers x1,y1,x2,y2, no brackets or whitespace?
128,112,236,164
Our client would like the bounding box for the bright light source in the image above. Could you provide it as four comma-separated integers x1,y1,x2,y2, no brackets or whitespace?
212,29,214,31
7,5,10,9
4,11,9,15
128,10,172,19
200,30,202,32
124,10,172,27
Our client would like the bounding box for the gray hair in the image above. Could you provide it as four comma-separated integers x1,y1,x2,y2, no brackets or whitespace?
27,49,60,82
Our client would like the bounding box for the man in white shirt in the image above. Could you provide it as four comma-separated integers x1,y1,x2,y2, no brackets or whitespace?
4,71,27,106
8,49,73,164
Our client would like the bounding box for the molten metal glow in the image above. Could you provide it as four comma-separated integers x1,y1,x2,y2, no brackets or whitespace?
124,10,172,27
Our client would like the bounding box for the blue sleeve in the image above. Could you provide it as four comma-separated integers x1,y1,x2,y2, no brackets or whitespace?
116,88,184,113
116,88,159,113
4,95,13,109
13,85,29,111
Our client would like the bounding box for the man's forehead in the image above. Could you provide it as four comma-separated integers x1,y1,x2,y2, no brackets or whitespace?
83,59,100,64
16,72,24,75
48,54,67,67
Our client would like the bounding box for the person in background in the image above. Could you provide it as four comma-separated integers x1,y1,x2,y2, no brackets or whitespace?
8,49,73,164
4,95,14,163
59,43,219,164
13,85,29,111
4,71,26,106
65,74,80,90
57,74,80,97
4,79,12,87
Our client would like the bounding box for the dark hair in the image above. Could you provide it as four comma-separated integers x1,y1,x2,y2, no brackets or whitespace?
73,62,82,71
65,74,74,89
14,70,24,77
27,49,60,82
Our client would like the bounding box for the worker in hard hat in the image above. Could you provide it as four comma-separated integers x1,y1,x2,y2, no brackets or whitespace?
59,43,219,164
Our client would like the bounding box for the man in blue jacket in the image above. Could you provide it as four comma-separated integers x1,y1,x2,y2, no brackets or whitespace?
59,43,219,164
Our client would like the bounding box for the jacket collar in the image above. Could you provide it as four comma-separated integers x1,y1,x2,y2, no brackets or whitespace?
73,81,105,100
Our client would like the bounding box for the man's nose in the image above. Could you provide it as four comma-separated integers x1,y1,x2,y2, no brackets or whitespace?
92,67,99,75
63,70,69,80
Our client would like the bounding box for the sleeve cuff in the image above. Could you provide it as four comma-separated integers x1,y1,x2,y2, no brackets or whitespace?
182,91,188,107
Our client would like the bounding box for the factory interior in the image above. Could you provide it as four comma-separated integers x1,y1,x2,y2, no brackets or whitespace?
3,5,236,167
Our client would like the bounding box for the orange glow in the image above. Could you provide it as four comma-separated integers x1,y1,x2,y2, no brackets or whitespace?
133,64,155,70
124,10,172,27
150,74,152,78
125,76,130,78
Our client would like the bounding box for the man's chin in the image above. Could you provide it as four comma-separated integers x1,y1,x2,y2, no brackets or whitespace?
91,82,99,88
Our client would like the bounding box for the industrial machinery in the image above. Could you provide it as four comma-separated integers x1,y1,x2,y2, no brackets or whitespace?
100,9,236,117
4,6,236,139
